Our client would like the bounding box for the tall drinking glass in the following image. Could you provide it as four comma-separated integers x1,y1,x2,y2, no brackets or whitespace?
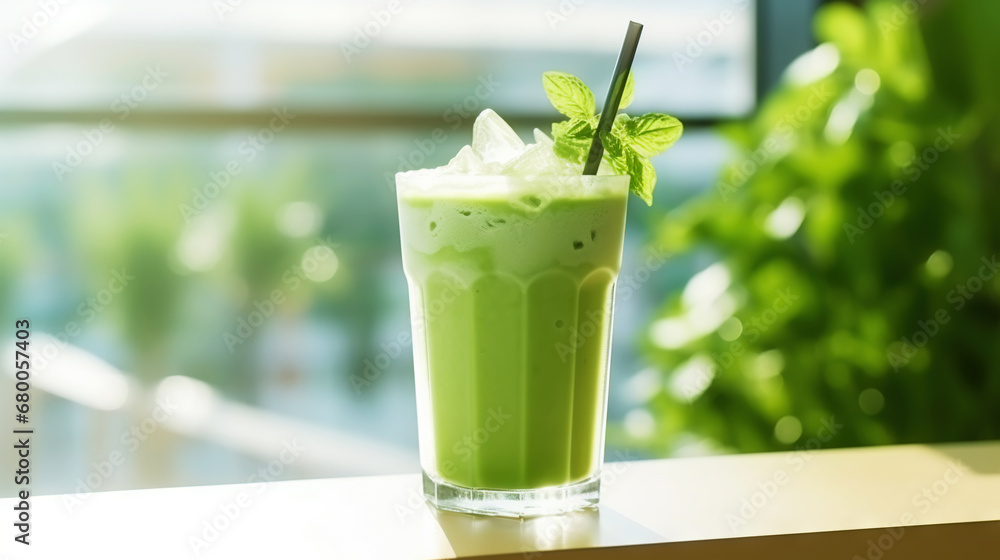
396,173,629,516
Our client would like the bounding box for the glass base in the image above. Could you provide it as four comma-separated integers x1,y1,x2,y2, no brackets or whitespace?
422,471,601,518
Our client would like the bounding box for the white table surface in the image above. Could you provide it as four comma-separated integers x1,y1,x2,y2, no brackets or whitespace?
2,441,998,559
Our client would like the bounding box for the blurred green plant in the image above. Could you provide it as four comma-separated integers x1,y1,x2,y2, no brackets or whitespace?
640,0,1000,454
52,147,394,396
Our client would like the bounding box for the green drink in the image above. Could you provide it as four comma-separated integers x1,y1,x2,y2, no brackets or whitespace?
397,111,629,516
398,176,627,485
395,20,683,517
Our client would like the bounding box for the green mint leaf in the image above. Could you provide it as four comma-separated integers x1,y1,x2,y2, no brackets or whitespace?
599,130,627,172
620,113,683,158
552,118,596,164
553,136,589,164
619,71,636,110
543,71,596,120
624,148,657,206
603,116,634,173
599,130,625,159
611,113,630,138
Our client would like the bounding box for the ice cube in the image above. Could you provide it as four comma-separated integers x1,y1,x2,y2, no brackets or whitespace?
472,109,525,165
501,143,549,176
533,128,553,146
501,140,581,176
441,145,488,174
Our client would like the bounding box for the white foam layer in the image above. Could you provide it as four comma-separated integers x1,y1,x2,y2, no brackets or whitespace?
396,175,629,209
398,181,629,279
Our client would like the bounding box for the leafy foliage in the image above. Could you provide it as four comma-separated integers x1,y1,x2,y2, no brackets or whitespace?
638,0,1000,455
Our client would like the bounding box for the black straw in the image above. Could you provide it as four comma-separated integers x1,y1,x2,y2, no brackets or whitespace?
583,21,643,175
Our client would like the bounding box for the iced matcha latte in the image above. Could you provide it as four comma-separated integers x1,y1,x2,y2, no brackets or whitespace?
397,111,627,516
397,54,682,516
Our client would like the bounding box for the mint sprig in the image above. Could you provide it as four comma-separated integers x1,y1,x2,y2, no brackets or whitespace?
542,72,595,120
543,71,683,205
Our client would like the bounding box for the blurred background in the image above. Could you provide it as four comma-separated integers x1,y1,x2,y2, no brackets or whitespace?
1,0,998,498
